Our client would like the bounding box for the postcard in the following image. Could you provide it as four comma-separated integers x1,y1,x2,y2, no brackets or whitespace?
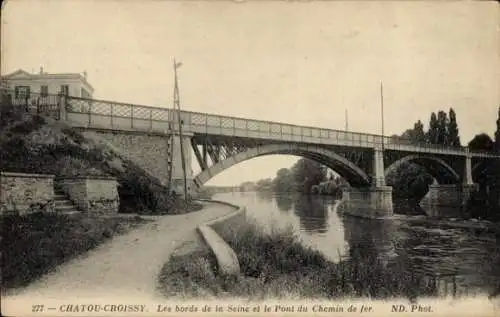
1,1,499,316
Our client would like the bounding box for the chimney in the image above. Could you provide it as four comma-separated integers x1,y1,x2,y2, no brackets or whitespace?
83,70,87,79
40,67,44,75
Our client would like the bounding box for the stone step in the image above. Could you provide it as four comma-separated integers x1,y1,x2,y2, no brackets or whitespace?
54,196,69,201
55,205,77,211
55,200,74,207
53,187,81,212
55,209,79,214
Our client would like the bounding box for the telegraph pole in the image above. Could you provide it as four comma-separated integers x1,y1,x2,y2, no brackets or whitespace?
345,109,348,131
173,58,189,207
380,80,385,151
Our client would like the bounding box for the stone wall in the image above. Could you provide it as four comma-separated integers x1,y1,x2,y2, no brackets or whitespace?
81,130,171,186
0,172,55,215
80,130,196,196
204,201,247,234
342,186,394,219
57,176,119,213
196,201,246,276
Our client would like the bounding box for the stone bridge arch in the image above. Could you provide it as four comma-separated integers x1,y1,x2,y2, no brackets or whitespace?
384,154,460,184
193,143,371,188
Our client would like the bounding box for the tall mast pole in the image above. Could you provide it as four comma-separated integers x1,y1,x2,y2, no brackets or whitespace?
380,80,385,151
345,109,348,132
173,58,189,206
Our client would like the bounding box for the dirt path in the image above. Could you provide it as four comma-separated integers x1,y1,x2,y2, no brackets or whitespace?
3,202,235,301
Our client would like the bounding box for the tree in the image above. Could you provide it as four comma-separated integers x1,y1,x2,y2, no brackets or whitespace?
273,168,294,192
413,120,426,143
426,112,439,144
398,129,414,145
256,178,273,192
396,120,426,146
468,133,494,152
291,158,327,193
386,161,433,201
436,110,449,145
448,108,461,147
388,116,437,200
495,106,500,152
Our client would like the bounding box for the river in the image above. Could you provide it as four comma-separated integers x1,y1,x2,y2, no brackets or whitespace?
213,191,500,299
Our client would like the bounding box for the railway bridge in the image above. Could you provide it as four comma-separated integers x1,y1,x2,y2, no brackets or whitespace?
6,92,500,218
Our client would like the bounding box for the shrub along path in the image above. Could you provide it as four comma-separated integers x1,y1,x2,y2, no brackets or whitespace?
2,202,235,301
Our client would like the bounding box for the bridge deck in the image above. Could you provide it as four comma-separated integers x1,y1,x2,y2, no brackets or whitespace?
3,92,499,159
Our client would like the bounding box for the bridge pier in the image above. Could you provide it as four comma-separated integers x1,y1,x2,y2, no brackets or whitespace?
420,152,478,214
343,186,394,219
421,184,477,209
343,148,394,219
171,134,195,197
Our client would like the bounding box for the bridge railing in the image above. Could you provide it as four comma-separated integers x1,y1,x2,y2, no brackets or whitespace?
184,110,472,155
63,95,498,157
2,90,494,158
64,95,181,132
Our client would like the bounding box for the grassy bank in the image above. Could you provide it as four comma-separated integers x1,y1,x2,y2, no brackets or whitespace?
1,212,148,291
159,219,438,300
0,102,191,215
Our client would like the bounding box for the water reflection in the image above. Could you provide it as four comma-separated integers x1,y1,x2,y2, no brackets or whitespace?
341,216,438,300
342,216,397,266
275,194,293,212
393,201,427,216
256,190,273,203
422,204,466,219
293,195,328,233
214,192,500,299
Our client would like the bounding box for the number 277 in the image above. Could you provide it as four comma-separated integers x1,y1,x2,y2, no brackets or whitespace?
32,305,44,312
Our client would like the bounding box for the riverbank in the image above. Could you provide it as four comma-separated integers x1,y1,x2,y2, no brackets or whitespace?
1,212,148,292
2,201,236,300
159,217,440,300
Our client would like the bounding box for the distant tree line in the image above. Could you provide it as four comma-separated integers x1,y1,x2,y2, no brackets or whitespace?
387,107,462,201
252,158,349,196
254,158,326,193
467,106,500,219
388,106,500,213
468,106,500,153
391,108,461,148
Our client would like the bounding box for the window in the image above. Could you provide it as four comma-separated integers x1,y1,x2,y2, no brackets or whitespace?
60,85,69,96
14,86,30,98
41,85,48,97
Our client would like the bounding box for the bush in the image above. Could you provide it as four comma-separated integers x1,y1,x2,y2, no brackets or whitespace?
158,250,222,299
387,162,434,200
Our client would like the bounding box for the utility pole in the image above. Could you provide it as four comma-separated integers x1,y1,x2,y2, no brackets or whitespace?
380,80,385,151
345,109,348,132
173,58,189,207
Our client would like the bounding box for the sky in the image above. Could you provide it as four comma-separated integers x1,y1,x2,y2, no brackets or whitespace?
2,0,499,186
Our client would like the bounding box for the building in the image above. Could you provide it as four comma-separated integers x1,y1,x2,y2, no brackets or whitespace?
1,67,94,99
